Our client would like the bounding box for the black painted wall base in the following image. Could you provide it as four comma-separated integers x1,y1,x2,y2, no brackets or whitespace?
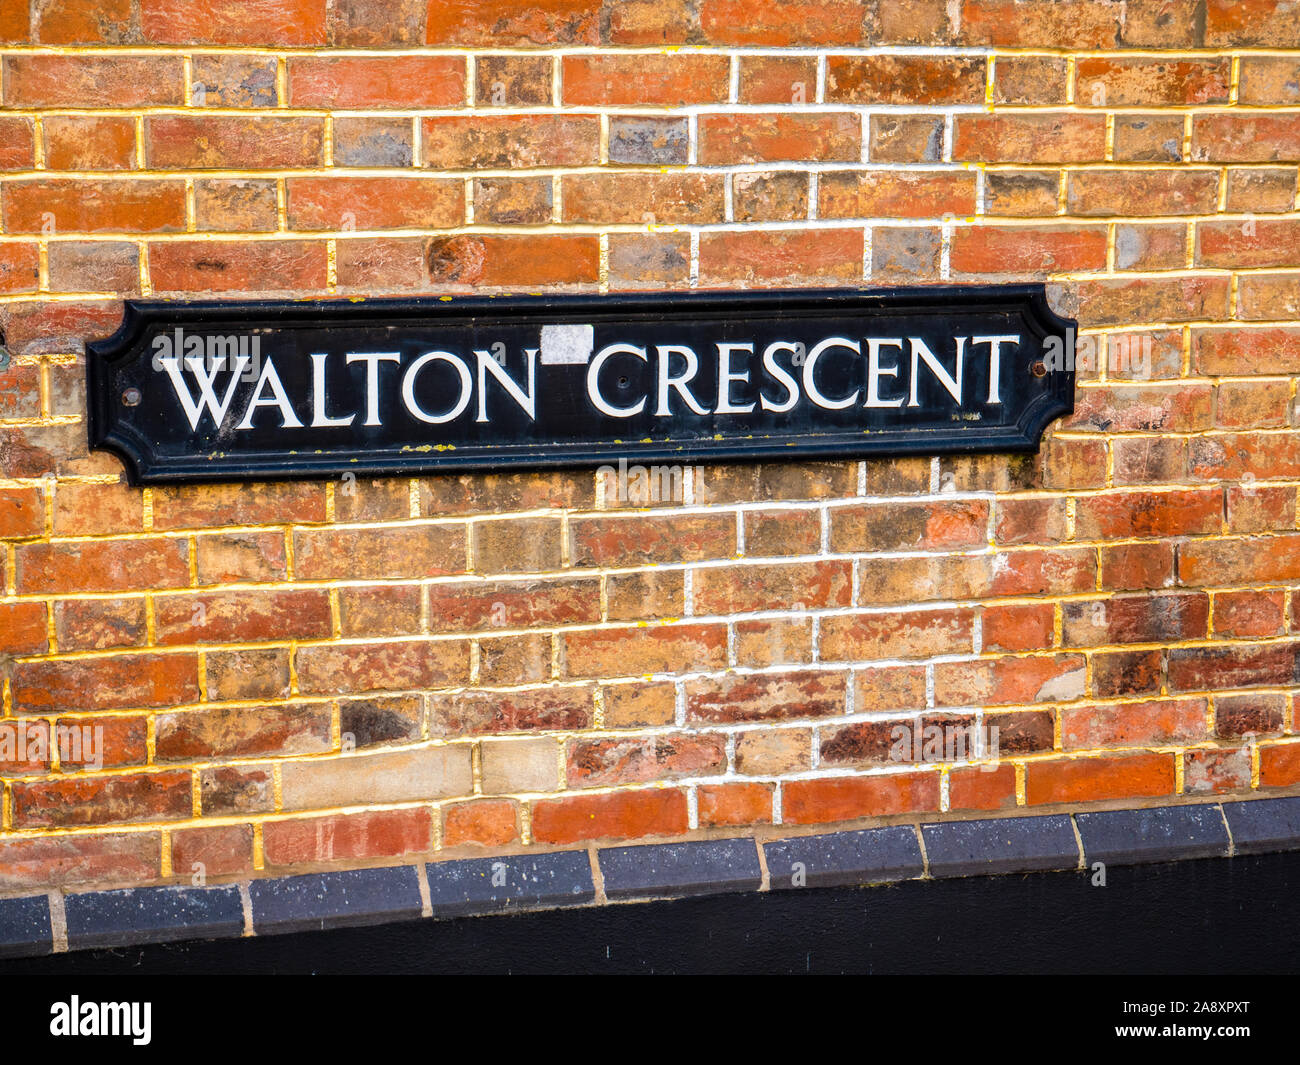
6,847,1298,976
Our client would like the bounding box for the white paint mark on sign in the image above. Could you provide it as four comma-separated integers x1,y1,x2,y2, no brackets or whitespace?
540,323,594,365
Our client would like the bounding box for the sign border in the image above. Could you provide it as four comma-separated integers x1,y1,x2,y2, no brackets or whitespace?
86,284,1076,485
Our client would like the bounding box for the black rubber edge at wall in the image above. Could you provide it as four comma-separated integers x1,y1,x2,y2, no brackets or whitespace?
1,795,1296,959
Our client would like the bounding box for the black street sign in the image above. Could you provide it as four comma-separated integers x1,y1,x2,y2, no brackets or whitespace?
87,286,1076,484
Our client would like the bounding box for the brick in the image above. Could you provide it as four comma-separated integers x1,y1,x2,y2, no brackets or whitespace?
699,0,863,45
1026,752,1174,806
66,884,243,951
734,728,811,775
335,237,424,290
562,172,723,225
1061,697,1206,750
732,171,809,222
951,225,1108,276
1196,327,1300,375
699,113,859,164
565,624,727,678
924,814,1079,875
474,177,552,225
1092,649,1163,698
0,896,50,958
1238,275,1300,322
1062,593,1209,647
954,114,1106,164
530,787,689,845
190,54,278,108
4,179,185,234
933,654,1086,707
607,0,697,43
1238,57,1300,105
425,851,593,914
159,588,332,646
827,55,983,105
869,115,943,163
833,499,987,552
600,838,762,898
742,509,819,557
425,234,598,287
281,744,472,809
821,170,977,219
567,732,725,787
1184,748,1252,794
735,618,814,667
601,682,675,728
1221,795,1300,853
606,569,684,622
54,597,144,652
1215,590,1286,638
698,783,774,827
4,55,184,107
572,513,733,566
477,632,549,685
290,55,463,108
339,585,422,637
193,179,278,232
1117,220,1190,268
694,560,852,614
822,608,975,661
248,866,422,935
1261,743,1300,788
739,56,819,105
420,470,594,515
944,765,1017,811
0,117,33,170
1193,114,1300,163
475,54,552,106
1068,170,1218,216
982,603,1055,653
18,538,189,594
425,0,599,45
141,0,327,43
1205,0,1300,46
990,548,1097,597
1076,58,1229,107
442,799,519,847
0,361,39,413
1226,483,1297,534
297,639,469,694
686,669,845,723
764,825,924,889
0,601,48,655
200,765,274,816
993,498,1066,546
0,486,43,539
1225,168,1298,214
334,117,414,168
427,576,599,631
1168,642,1300,692
696,461,857,504
287,177,462,230
263,808,432,866
607,116,688,165
783,772,939,825
13,652,198,715
856,664,928,711
206,648,290,702
150,240,328,294
422,114,600,170
1113,115,1185,163
1074,488,1221,540
1191,433,1300,481
1199,219,1300,269
562,55,729,105
480,736,559,793
993,56,1070,104
340,696,423,749
147,116,324,169
12,770,192,828
700,228,863,286
47,241,139,293
1074,275,1229,326
43,116,135,172
195,531,287,584
170,825,254,878
155,703,332,761
0,832,160,892
429,686,593,735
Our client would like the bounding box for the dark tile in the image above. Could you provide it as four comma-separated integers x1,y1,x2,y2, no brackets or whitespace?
65,885,243,952
426,850,594,916
922,815,1079,878
0,895,51,958
599,838,761,900
1076,804,1230,866
248,866,422,936
764,826,923,891
1222,796,1300,856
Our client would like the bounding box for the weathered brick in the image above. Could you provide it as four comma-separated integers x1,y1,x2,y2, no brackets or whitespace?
171,825,254,878
783,772,939,825
565,624,727,678
290,55,463,108
694,560,852,614
566,732,725,787
4,55,184,106
686,670,845,723
442,799,519,848
530,788,688,844
826,56,984,105
295,524,466,580
1060,698,1206,749
296,639,469,694
428,686,594,735
287,177,463,230
12,770,192,828
281,744,472,809
4,180,185,234
425,0,599,45
146,116,325,169
699,114,860,164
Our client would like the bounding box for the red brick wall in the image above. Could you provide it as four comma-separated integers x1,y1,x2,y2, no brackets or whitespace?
1,0,1299,893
